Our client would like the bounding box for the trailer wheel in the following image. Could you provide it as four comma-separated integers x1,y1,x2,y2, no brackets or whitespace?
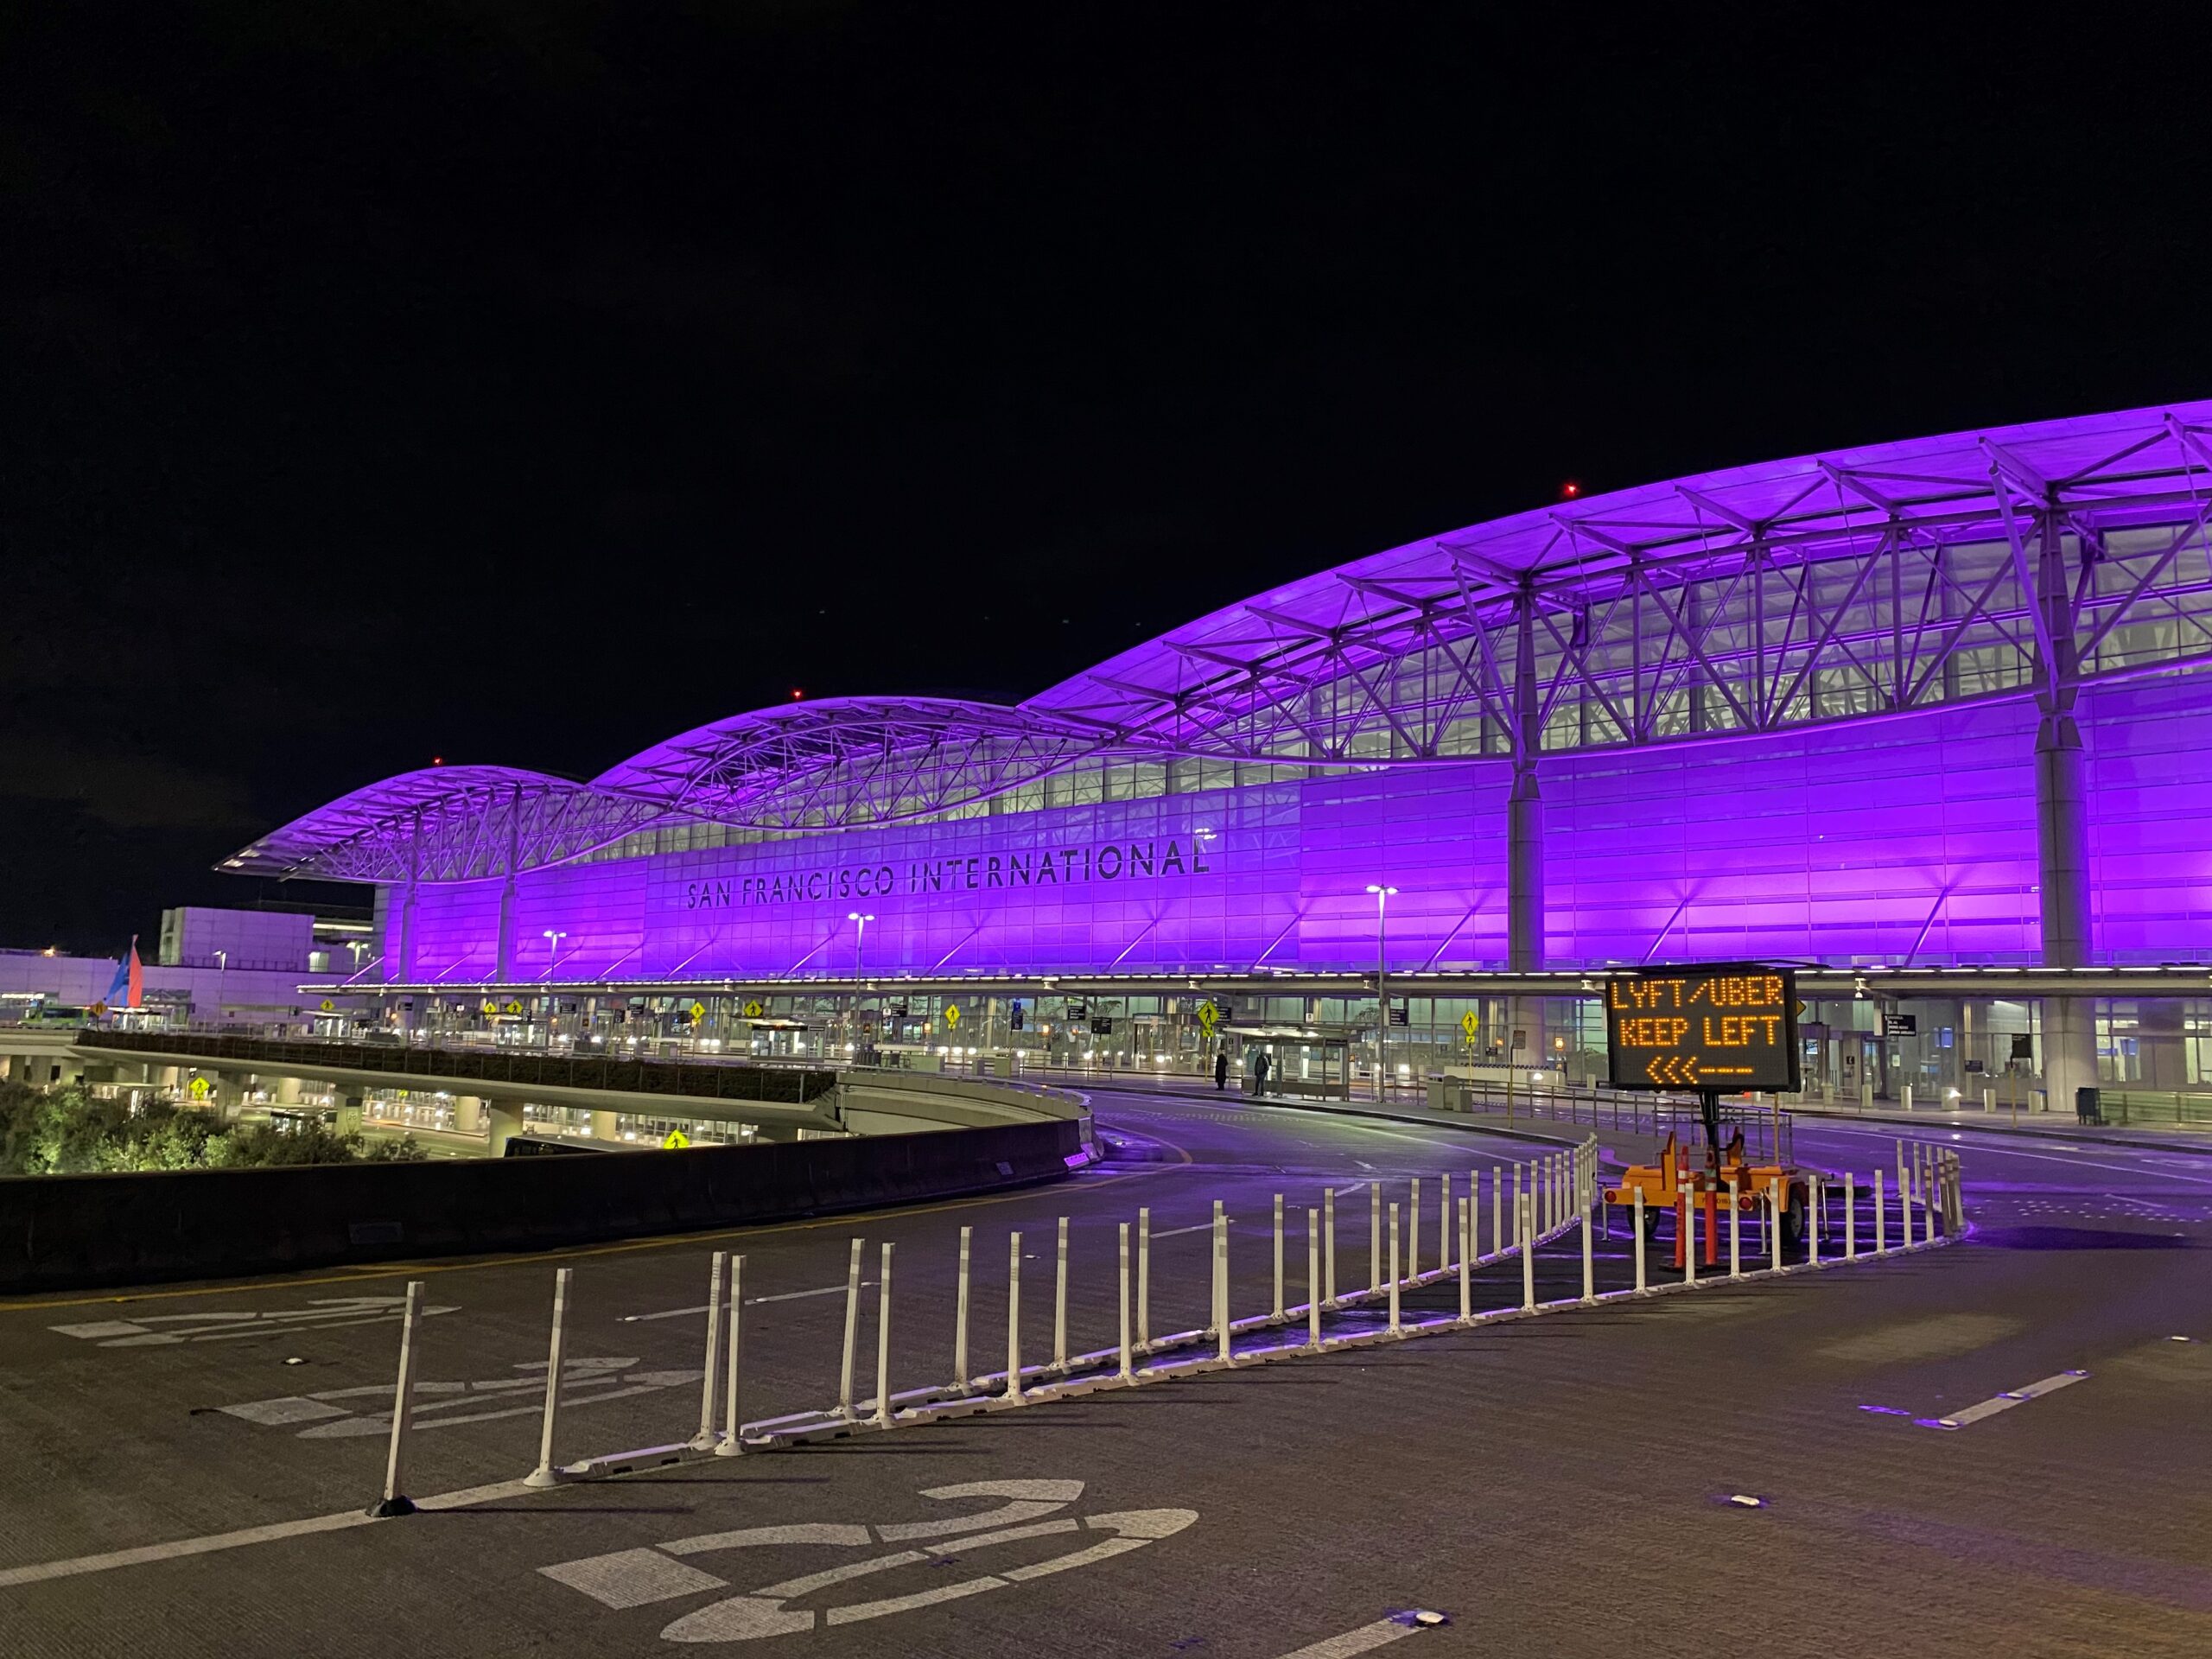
1780,1186,1808,1248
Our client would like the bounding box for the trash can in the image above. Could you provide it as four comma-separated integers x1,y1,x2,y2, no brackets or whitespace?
2075,1085,2103,1126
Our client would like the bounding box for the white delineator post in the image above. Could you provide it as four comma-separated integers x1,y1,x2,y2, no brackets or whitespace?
1632,1188,1647,1293
1005,1231,1024,1402
1138,1207,1152,1350
1208,1200,1225,1335
837,1237,865,1421
1387,1204,1402,1334
1681,1179,1697,1287
1580,1185,1595,1305
690,1251,726,1450
1770,1179,1785,1270
1519,1192,1535,1312
1458,1196,1471,1322
874,1242,896,1427
1272,1192,1285,1320
1808,1176,1822,1268
1323,1188,1337,1307
524,1268,571,1490
1214,1206,1231,1363
1306,1209,1323,1351
1874,1171,1887,1254
1052,1217,1069,1372
1845,1173,1857,1259
1440,1173,1452,1274
1492,1166,1503,1257
371,1280,427,1516
1370,1184,1382,1294
1512,1164,1523,1251
1408,1178,1421,1280
1116,1223,1135,1382
953,1224,972,1391
1727,1178,1742,1279
716,1255,745,1456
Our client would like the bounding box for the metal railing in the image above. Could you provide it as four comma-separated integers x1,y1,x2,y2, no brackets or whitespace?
2096,1090,2212,1129
73,1029,838,1108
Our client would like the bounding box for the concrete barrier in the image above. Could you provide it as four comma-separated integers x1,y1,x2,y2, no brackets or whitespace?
0,1116,1084,1294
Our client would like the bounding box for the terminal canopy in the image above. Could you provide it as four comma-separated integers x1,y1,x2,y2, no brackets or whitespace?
229,402,2212,887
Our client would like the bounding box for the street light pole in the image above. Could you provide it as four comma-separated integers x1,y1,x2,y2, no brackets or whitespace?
213,949,227,1027
848,912,874,1058
1365,884,1398,1103
541,929,567,1049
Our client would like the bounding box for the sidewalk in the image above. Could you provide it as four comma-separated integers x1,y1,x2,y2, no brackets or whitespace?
1783,1098,2212,1154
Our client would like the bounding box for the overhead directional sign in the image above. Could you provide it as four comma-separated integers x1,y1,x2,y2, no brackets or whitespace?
1605,965,1800,1092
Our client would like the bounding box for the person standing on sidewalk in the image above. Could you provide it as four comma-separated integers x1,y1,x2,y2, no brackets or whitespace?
1254,1051,1271,1097
1214,1050,1229,1091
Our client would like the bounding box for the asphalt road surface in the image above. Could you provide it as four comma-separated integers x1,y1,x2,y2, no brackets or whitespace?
2,1090,2207,1657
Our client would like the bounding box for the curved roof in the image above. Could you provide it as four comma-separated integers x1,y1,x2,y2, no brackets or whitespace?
1025,400,2212,742
231,400,2212,883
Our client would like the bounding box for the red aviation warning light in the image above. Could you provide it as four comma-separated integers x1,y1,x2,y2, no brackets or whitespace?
1604,963,1801,1093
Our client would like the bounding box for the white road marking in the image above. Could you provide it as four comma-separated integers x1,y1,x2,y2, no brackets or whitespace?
0,1479,535,1590
535,1479,1197,1642
541,1548,730,1609
1151,1219,1233,1241
1276,1615,1431,1656
216,1357,698,1439
621,1283,874,1321
49,1297,457,1347
1930,1369,2089,1429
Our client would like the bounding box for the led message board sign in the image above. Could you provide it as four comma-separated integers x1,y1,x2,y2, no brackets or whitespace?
1604,965,1800,1092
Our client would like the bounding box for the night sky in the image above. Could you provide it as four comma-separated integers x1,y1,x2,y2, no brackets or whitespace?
7,7,2209,953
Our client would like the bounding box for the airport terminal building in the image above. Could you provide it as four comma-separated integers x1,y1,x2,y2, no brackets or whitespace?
223,404,2212,1109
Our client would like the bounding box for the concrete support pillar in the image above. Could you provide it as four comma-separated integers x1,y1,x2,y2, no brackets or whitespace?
454,1096,486,1135
2040,996,2097,1117
334,1092,365,1136
495,783,522,983
589,1109,619,1141
2031,510,2095,1118
1506,591,1547,1065
486,1101,524,1156
273,1075,304,1106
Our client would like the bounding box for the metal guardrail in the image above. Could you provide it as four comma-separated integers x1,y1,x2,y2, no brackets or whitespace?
73,1029,838,1107
2097,1090,2212,1128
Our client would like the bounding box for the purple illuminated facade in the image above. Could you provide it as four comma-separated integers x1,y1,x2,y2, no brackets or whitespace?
227,403,2212,985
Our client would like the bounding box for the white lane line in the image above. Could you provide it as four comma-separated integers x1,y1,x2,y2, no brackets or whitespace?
1150,1219,1233,1241
1277,1615,1432,1657
621,1283,873,1321
1929,1370,2089,1430
0,1478,536,1590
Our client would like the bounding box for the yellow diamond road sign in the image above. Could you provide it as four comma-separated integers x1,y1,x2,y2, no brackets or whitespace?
188,1076,212,1101
690,1001,707,1022
319,998,334,1013
742,999,765,1019
1459,1009,1480,1039
944,1003,962,1029
505,1000,524,1015
1196,1000,1219,1034
662,1129,690,1150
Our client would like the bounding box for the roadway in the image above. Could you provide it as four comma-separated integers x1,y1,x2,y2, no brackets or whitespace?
1,1090,2207,1656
